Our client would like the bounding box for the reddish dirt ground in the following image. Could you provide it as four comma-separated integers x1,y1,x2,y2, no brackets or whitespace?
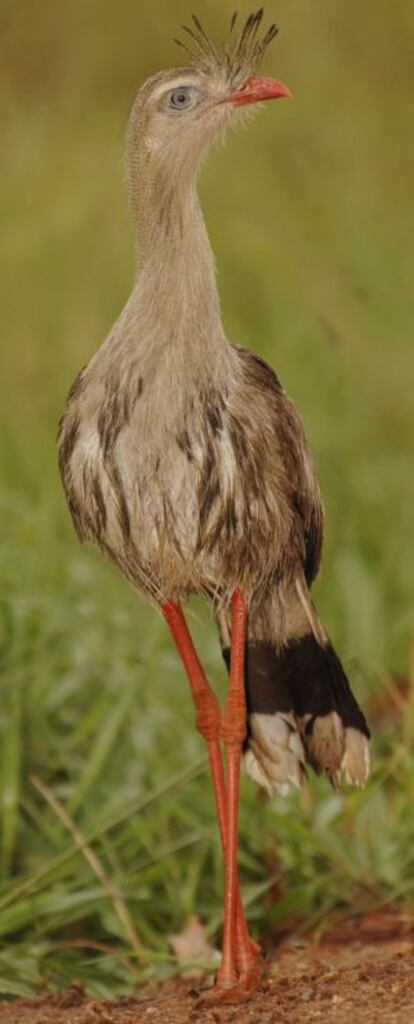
1,913,413,1024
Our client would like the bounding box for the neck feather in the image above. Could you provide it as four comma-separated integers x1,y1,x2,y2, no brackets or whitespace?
128,160,227,367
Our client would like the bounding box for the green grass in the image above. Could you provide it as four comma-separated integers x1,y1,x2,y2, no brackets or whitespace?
1,0,414,999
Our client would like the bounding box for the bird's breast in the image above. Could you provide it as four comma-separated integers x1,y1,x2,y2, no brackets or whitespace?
59,348,319,603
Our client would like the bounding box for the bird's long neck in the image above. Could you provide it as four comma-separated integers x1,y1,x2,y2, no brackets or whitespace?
127,160,228,380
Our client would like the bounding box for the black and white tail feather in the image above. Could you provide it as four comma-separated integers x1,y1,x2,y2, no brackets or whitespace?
219,579,371,797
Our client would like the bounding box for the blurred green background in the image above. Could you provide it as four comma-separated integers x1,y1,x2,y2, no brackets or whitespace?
1,0,413,998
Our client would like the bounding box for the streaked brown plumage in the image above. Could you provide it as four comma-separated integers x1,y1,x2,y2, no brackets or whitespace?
58,10,370,995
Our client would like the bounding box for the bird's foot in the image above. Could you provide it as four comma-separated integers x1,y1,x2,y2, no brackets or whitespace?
236,935,261,967
196,957,265,1006
196,982,250,1006
238,957,267,993
234,932,262,976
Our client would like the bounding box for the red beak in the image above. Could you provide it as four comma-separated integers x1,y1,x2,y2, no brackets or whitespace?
220,75,292,106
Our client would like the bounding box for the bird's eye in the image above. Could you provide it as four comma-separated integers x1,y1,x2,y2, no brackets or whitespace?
168,88,194,111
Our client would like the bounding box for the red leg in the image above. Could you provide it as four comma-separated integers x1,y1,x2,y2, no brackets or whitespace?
216,589,251,990
160,600,255,974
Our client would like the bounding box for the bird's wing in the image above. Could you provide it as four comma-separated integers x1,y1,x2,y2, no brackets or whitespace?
231,344,324,585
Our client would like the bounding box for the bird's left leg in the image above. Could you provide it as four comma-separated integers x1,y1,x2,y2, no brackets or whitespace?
160,600,255,973
216,588,260,993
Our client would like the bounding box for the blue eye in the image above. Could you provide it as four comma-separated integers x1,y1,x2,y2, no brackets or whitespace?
168,88,193,110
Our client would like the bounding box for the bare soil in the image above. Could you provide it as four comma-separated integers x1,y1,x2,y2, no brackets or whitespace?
1,912,413,1024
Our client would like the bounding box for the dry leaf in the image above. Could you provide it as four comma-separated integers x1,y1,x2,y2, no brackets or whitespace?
169,915,219,979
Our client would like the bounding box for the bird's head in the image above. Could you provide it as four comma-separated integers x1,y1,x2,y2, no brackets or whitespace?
126,9,290,200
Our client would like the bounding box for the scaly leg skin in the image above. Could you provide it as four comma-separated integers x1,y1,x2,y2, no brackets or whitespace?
214,589,263,1002
161,600,260,990
207,737,260,977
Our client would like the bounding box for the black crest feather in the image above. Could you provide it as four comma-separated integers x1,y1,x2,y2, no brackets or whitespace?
174,8,279,85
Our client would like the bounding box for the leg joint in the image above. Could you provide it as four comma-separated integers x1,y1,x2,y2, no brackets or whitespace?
194,689,221,742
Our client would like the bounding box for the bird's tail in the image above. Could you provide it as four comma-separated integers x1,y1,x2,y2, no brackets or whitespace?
217,580,371,797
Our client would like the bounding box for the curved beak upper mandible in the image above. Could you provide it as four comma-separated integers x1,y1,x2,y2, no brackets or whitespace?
219,75,292,106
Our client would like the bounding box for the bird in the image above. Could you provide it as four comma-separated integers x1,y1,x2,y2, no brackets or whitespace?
58,9,371,1000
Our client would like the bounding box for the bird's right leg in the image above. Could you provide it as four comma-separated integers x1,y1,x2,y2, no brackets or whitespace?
160,600,256,976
